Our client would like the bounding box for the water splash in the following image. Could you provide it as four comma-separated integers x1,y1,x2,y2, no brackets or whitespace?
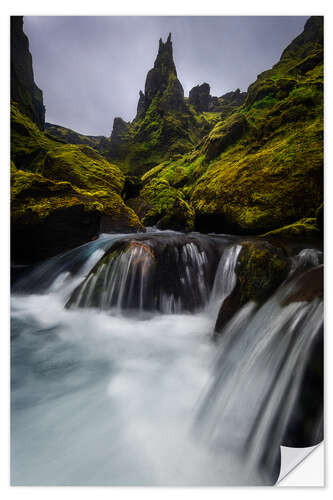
10,234,323,486
68,237,216,313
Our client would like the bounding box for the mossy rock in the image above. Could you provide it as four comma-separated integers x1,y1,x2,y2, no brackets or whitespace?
202,113,248,161
156,197,195,232
215,240,290,333
11,86,142,261
260,218,320,240
44,122,104,150
126,197,153,220
236,240,291,304
191,116,323,234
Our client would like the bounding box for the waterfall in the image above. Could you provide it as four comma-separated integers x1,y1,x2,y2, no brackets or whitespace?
10,232,323,486
67,235,219,313
196,274,323,484
209,244,242,313
12,233,123,296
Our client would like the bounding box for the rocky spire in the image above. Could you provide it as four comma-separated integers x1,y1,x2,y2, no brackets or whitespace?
10,16,45,130
134,33,185,120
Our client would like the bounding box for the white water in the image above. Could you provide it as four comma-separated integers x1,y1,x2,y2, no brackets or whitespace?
11,233,323,486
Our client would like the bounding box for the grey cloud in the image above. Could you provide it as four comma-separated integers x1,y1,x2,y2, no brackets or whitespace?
23,16,308,136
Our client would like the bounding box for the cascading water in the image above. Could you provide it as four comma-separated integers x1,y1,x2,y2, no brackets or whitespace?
66,233,220,313
209,243,242,314
10,230,323,486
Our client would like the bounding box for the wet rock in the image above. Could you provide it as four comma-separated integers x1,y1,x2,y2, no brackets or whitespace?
67,233,221,313
282,324,323,447
282,265,323,305
214,285,243,334
215,240,290,333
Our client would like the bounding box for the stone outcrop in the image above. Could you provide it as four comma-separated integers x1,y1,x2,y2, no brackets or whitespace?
189,83,211,112
10,16,45,130
108,117,131,159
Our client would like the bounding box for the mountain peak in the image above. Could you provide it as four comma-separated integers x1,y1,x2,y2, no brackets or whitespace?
134,33,184,120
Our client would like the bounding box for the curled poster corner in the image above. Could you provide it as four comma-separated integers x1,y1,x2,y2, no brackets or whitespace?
277,443,324,485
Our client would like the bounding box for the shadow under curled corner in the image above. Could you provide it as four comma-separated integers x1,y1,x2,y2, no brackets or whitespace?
277,443,324,485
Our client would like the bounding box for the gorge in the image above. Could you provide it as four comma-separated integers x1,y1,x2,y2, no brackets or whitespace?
10,16,323,486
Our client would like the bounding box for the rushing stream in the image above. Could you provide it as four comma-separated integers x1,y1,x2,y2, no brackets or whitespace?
11,230,323,486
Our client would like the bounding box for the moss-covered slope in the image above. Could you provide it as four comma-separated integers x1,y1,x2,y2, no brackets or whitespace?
45,122,106,151
135,17,323,235
11,104,143,262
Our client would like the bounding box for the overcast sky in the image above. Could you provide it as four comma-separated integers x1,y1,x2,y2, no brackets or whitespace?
23,16,308,136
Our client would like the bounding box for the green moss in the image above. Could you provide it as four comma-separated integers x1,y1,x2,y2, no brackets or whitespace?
11,103,124,195
10,106,143,234
189,26,323,234
45,123,104,150
11,162,142,230
191,116,323,233
236,241,290,305
202,113,248,161
260,218,320,240
138,175,194,230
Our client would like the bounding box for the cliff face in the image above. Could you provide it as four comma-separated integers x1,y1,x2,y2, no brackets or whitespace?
10,16,45,130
